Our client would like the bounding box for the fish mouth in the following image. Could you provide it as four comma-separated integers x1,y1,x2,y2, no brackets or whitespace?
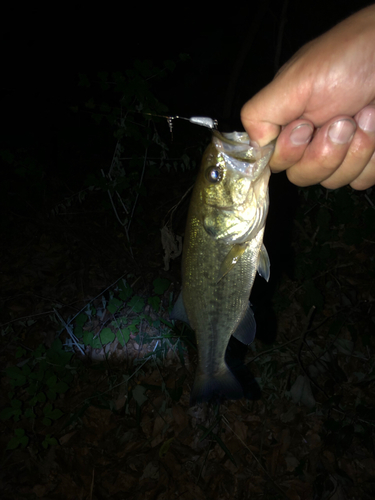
212,131,275,179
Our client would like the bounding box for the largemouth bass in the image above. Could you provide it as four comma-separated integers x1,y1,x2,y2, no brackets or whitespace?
172,130,274,405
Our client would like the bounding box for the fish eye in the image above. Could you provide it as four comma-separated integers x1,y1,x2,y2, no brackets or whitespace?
205,164,223,183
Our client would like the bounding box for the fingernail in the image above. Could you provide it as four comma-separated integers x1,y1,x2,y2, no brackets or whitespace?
290,124,314,145
357,107,375,132
328,119,356,144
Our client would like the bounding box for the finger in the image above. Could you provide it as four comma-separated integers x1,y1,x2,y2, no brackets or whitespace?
269,120,314,172
285,117,357,187
322,106,375,189
240,107,281,147
350,106,375,189
241,78,309,147
350,152,375,190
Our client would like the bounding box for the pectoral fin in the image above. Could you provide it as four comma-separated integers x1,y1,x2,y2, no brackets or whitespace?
217,243,247,283
232,302,256,345
170,291,190,325
257,243,270,282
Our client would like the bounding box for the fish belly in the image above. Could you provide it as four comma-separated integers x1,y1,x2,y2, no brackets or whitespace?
183,215,264,405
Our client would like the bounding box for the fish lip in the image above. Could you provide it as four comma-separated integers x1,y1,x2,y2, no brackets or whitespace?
212,130,275,179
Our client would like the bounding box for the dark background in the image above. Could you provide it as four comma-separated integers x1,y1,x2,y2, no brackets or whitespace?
1,5,375,497
2,0,372,309
2,0,372,194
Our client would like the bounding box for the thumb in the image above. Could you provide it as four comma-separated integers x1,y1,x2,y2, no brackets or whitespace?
241,102,280,147
241,78,307,147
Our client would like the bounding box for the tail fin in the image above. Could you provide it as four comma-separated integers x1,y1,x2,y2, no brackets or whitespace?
190,364,243,406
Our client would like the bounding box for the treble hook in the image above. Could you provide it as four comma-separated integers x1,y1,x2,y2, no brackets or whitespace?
167,116,174,140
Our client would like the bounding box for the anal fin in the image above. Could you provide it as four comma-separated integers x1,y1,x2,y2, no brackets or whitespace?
170,291,190,325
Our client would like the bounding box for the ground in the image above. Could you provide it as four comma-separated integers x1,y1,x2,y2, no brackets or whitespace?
1,140,375,500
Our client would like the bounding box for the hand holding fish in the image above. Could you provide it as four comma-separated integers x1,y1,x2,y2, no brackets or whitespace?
241,4,375,190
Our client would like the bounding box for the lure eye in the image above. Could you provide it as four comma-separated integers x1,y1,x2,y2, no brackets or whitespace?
205,165,223,183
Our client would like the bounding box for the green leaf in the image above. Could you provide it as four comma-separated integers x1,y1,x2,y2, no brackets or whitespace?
107,297,123,314
148,296,160,312
29,391,46,405
118,280,133,301
50,408,63,420
32,344,46,359
46,390,57,402
24,407,36,419
42,435,58,449
46,375,57,388
163,60,176,72
7,429,29,450
85,98,95,109
83,331,101,348
43,403,53,415
6,366,27,387
0,407,21,421
128,296,145,313
116,328,130,347
55,381,69,393
29,367,44,382
0,149,15,164
100,327,115,344
153,278,170,295
75,313,88,327
78,73,91,87
15,347,26,358
43,403,63,421
37,392,46,403
47,340,73,366
11,399,22,409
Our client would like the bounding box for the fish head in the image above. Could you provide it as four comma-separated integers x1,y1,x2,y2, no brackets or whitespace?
197,131,274,244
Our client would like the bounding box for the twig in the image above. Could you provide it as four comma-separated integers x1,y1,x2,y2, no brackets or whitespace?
197,437,214,484
89,468,95,500
128,146,148,234
249,336,300,363
54,308,85,355
76,274,128,322
297,306,331,398
0,310,55,329
127,341,160,382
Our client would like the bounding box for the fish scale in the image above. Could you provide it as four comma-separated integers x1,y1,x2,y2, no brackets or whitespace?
171,130,274,405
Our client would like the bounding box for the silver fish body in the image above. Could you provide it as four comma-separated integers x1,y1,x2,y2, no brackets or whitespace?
172,130,274,405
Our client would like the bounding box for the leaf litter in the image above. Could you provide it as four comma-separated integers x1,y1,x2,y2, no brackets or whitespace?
1,185,375,499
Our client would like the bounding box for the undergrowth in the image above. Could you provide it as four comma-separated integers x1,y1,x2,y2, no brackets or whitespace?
0,276,185,453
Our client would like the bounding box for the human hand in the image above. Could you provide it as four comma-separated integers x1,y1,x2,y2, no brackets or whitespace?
241,5,375,190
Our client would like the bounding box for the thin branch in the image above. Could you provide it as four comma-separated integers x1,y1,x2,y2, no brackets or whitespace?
128,146,148,234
